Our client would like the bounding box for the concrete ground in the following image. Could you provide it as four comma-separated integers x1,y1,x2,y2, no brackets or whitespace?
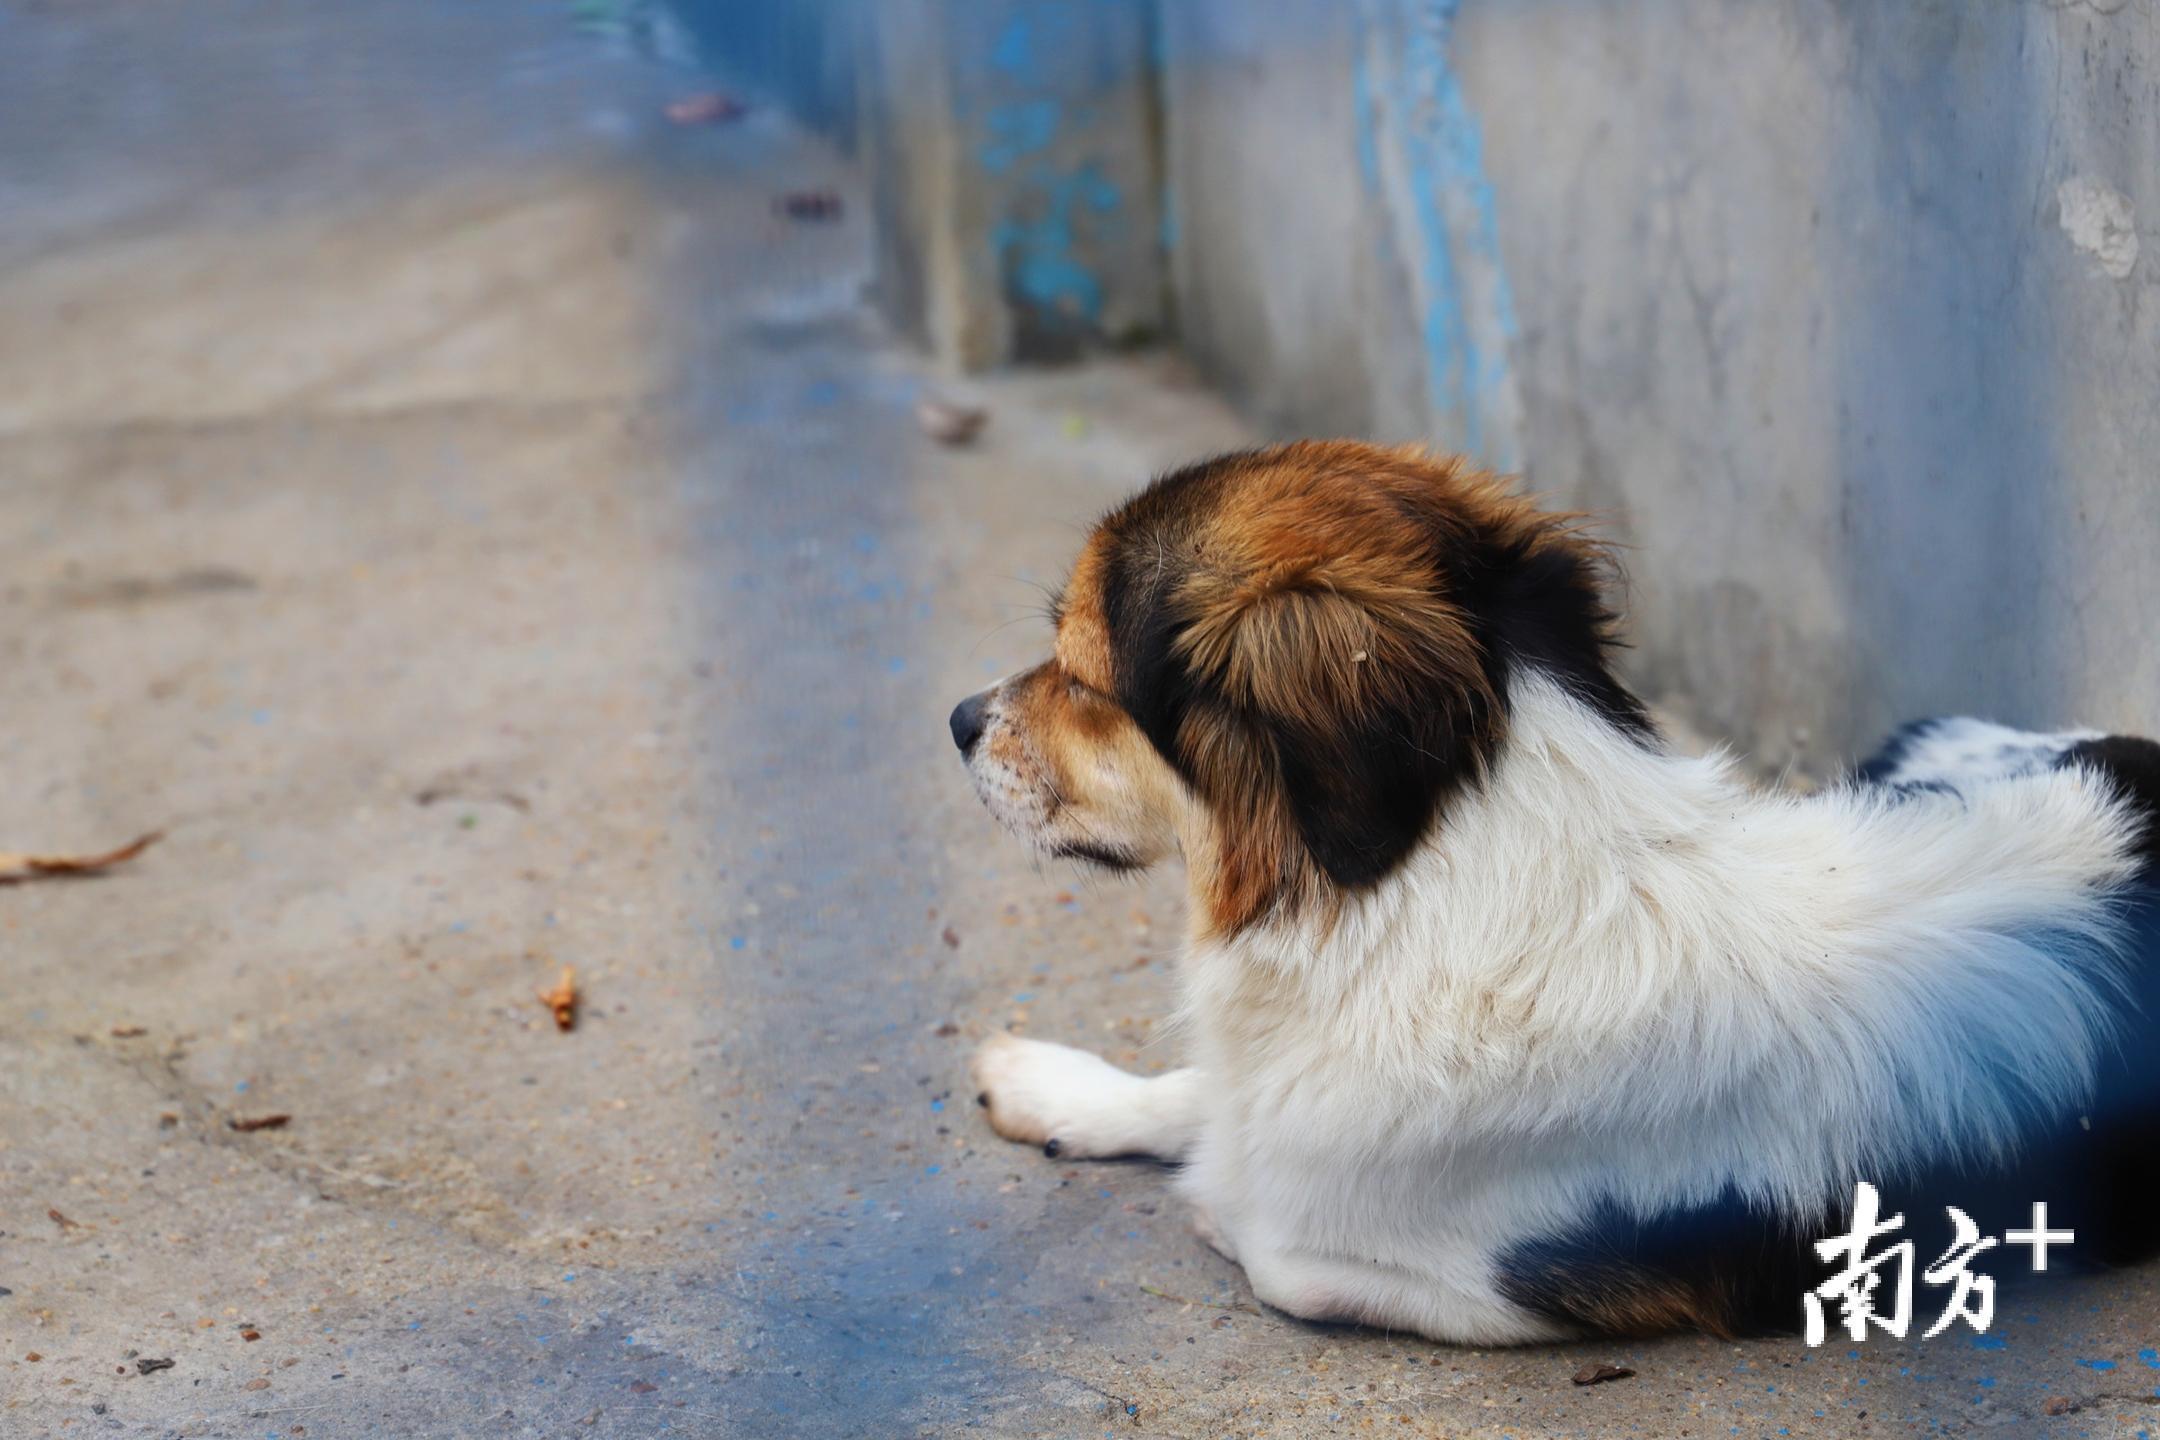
2,3,2155,1437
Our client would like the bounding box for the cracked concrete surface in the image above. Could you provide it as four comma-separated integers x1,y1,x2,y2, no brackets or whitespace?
3,2,2156,1437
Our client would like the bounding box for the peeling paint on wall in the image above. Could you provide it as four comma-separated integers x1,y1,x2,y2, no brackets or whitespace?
990,163,1121,321
2057,176,2139,280
960,0,1158,353
1353,0,1523,468
979,99,1062,174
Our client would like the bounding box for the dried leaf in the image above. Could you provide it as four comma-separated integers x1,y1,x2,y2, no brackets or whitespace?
228,1114,291,1133
1571,1363,1635,1386
110,1024,148,1038
538,965,578,1032
0,831,163,883
46,1207,81,1232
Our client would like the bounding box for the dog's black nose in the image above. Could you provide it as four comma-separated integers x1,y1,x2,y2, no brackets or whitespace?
949,693,989,756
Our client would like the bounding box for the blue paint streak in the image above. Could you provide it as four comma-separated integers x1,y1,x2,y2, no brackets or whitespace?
1357,0,1520,467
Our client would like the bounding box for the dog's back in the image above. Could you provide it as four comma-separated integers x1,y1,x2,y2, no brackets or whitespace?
1858,718,2160,1264
1502,718,2160,1338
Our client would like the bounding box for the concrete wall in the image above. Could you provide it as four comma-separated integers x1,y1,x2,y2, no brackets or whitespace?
1159,1,1527,470
1156,5,1426,448
1160,0,2160,770
690,0,2156,768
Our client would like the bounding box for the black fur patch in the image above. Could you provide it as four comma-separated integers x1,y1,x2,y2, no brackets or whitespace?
1497,1187,1821,1339
1851,717,1941,786
1269,657,1497,888
2059,734,2160,876
1441,513,1656,742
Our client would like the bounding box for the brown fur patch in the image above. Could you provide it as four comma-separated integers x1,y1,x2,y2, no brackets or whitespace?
1054,543,1117,694
1509,1267,1742,1341
1056,441,1639,936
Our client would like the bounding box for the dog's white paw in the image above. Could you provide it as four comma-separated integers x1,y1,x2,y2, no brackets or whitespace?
970,1033,1137,1159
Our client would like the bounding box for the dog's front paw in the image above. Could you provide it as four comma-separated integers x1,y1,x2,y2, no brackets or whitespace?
969,1033,1130,1159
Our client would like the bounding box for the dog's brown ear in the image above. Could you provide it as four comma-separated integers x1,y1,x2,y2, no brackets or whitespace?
1092,441,1641,931
1169,568,1500,893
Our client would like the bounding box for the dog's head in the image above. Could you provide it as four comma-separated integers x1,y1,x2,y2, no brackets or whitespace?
949,441,1647,935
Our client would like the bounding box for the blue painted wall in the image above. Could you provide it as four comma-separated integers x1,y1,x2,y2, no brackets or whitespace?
1155,1,1530,465
1349,0,1522,470
955,1,1158,354
676,0,1162,365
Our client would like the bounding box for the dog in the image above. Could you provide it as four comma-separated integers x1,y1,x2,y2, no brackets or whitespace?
950,441,2160,1342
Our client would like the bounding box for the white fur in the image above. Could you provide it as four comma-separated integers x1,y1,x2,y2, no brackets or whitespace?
976,677,2145,1343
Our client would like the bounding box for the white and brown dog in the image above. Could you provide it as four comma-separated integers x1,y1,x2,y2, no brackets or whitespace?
949,441,2160,1342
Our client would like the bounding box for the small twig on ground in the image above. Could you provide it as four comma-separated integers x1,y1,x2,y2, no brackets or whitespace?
1136,1282,1261,1315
